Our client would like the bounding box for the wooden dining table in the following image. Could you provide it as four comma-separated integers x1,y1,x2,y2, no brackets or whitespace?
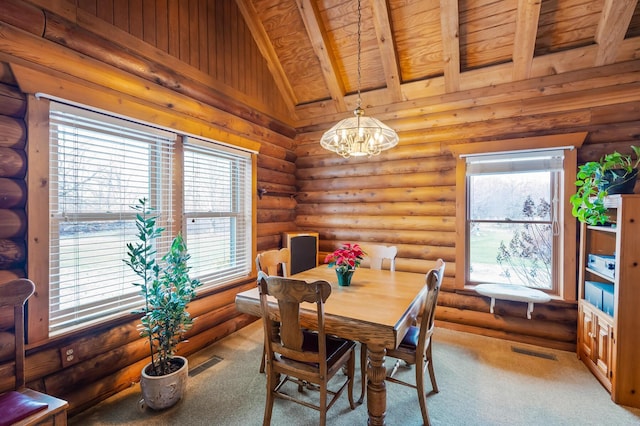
235,265,428,426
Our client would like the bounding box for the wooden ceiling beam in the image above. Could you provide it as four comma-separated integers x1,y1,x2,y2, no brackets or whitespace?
296,0,346,111
439,0,460,93
370,0,402,102
234,0,298,113
594,0,638,66
512,0,542,80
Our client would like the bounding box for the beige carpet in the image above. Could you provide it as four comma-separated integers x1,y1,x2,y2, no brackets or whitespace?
70,321,640,425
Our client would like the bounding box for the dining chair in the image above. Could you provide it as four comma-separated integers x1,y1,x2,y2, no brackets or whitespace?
255,247,291,373
361,243,397,271
385,259,445,426
0,279,69,425
256,247,291,277
257,271,357,426
357,243,398,402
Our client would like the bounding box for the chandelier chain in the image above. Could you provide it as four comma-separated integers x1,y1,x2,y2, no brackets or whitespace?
357,0,362,108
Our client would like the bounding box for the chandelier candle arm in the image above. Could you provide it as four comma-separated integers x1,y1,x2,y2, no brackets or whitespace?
319,0,399,159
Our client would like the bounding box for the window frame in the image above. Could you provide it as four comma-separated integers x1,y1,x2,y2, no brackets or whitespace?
26,95,258,343
450,133,586,301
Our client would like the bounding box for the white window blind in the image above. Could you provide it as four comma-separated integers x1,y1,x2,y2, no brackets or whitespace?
49,102,176,335
465,149,565,175
183,137,252,287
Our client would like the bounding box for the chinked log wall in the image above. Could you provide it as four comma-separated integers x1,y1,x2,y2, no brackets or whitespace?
0,0,297,416
294,59,640,353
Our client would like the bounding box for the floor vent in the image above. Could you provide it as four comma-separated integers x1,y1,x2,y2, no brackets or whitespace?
189,355,223,377
511,346,557,360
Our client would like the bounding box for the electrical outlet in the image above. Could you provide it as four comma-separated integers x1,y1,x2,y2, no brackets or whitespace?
60,344,80,368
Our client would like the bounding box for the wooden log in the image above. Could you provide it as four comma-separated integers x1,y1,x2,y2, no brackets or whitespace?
0,304,12,329
0,331,13,362
296,201,456,217
257,209,296,223
298,186,456,204
44,335,149,395
257,221,294,237
578,141,639,163
0,147,26,178
0,209,26,238
0,269,24,285
0,62,17,85
0,238,25,269
0,360,15,392
0,178,27,208
0,115,26,148
320,229,456,247
438,291,577,324
257,234,282,252
436,305,576,342
320,240,456,263
257,195,296,210
298,171,455,191
435,320,576,352
296,156,455,180
257,166,296,186
296,214,456,232
257,181,297,195
295,142,446,167
0,0,46,37
257,154,296,175
0,83,26,118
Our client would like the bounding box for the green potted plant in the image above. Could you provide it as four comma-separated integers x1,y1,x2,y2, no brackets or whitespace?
124,198,201,410
570,146,640,225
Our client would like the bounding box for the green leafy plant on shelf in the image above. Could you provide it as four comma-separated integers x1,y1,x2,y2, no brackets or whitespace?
124,198,201,376
570,146,640,225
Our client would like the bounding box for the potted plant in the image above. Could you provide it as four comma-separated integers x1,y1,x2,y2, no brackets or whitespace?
570,146,640,225
324,243,365,286
124,198,201,410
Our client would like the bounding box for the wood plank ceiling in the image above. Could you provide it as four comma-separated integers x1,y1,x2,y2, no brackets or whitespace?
237,0,640,128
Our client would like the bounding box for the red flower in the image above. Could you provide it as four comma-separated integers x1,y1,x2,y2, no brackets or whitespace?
324,243,365,272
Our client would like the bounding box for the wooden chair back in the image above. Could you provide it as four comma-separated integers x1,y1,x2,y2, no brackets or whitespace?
0,278,35,390
361,244,397,271
258,271,332,370
256,248,291,277
0,278,69,425
417,259,445,355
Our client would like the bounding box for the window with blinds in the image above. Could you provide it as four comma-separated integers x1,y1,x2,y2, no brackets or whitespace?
48,102,254,336
464,149,565,291
183,137,252,287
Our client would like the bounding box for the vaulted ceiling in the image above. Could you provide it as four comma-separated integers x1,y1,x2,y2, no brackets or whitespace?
237,0,640,128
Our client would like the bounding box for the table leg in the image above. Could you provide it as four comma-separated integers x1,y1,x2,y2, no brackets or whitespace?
366,344,387,425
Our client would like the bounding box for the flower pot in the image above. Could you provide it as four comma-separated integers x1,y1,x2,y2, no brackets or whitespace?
336,269,355,287
598,169,639,194
139,356,188,411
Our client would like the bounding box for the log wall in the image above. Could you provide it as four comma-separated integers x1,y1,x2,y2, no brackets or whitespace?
0,0,296,416
294,59,640,353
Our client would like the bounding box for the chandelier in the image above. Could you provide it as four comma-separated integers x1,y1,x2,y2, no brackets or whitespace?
320,0,399,158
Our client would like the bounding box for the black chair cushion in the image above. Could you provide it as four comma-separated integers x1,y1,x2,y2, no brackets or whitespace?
399,325,419,350
299,330,355,367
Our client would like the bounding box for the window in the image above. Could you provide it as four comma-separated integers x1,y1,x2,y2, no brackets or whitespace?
450,134,584,300
465,150,564,291
48,102,252,336
183,137,252,287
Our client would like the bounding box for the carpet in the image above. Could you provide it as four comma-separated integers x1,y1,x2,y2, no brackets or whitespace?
70,321,640,425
